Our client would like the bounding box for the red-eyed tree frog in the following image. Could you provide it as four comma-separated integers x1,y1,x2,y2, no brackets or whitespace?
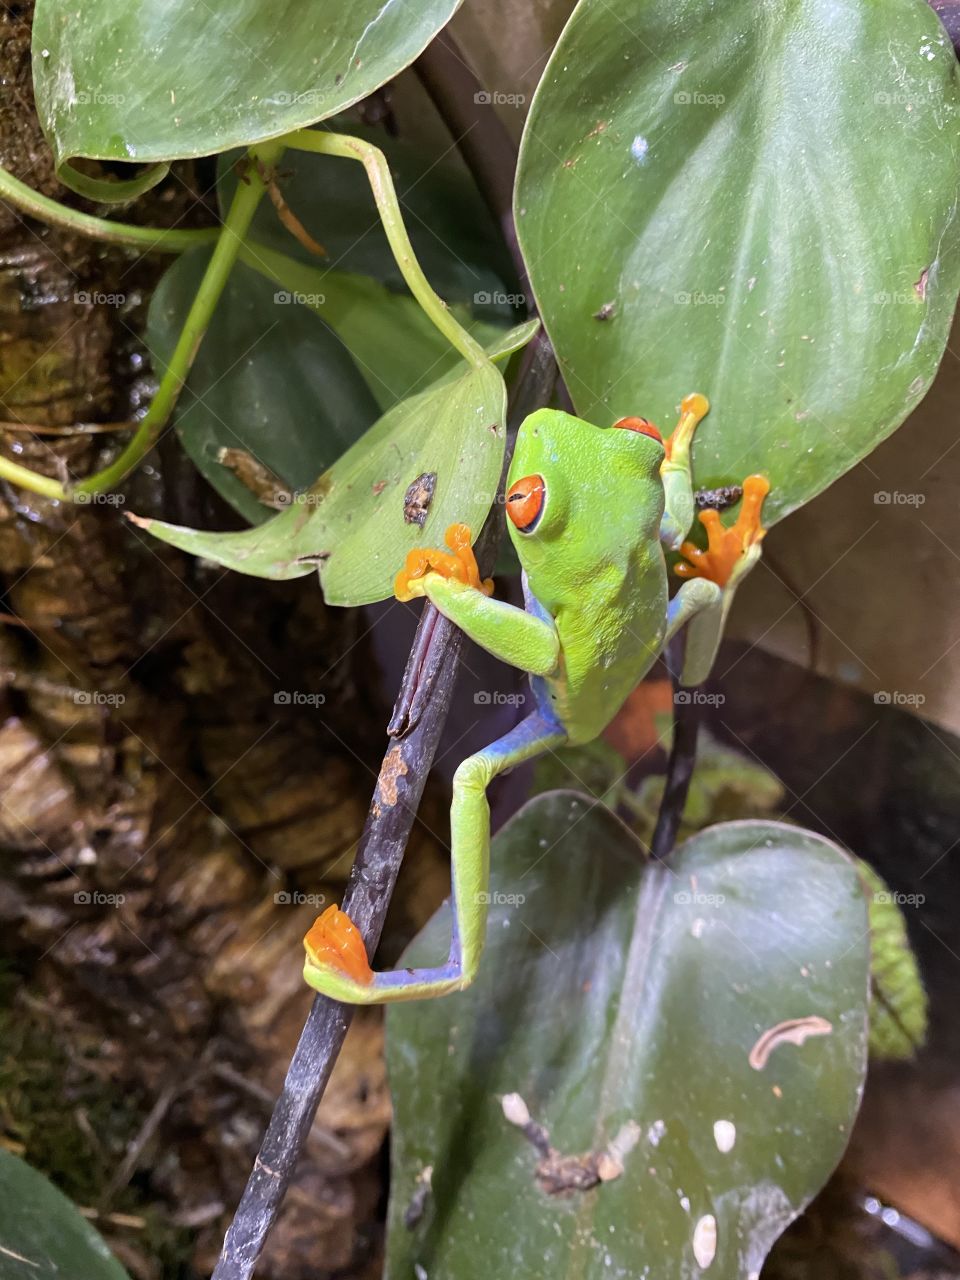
303,395,769,1004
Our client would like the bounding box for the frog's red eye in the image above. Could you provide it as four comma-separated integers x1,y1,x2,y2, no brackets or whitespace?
612,416,662,443
506,474,546,533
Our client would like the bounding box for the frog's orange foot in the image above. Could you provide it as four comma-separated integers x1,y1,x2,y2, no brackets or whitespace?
394,523,494,602
675,474,770,587
304,905,374,986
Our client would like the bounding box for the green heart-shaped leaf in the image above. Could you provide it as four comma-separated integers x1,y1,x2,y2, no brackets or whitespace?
515,0,960,525
386,797,869,1278
238,244,525,413
132,333,532,603
32,0,463,167
0,1150,130,1280
147,251,382,525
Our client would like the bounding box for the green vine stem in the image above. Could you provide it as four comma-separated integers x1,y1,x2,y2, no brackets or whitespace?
0,127,482,500
283,129,488,370
0,140,284,501
0,163,219,252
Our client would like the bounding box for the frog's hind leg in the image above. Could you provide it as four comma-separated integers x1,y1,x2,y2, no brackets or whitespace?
303,710,567,1004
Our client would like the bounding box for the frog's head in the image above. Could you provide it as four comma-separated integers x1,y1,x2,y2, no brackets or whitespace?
505,407,664,551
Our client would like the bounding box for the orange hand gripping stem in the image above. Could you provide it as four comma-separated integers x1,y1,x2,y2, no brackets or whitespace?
395,523,494,601
675,475,770,587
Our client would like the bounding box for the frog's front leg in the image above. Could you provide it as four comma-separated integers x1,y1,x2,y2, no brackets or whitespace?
303,710,566,1004
395,522,561,675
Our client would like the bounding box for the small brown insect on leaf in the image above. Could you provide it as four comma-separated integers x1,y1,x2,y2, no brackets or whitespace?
695,484,743,513
593,301,617,321
217,447,292,509
403,472,437,527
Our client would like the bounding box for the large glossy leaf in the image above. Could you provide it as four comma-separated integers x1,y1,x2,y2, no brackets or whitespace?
32,1,463,167
515,0,960,525
147,251,381,525
219,128,518,308
0,1150,130,1280
132,341,523,603
386,797,869,1279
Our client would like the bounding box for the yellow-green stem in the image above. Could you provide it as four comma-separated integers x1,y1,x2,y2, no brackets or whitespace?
69,141,284,497
0,163,218,252
0,142,282,502
282,129,488,369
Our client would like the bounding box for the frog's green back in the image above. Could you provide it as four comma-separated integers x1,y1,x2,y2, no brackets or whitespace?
506,409,668,743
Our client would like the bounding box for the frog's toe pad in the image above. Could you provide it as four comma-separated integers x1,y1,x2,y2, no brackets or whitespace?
304,905,374,985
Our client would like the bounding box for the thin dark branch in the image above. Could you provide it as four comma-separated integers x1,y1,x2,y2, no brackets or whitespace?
211,26,571,1275
211,330,559,1280
649,642,701,861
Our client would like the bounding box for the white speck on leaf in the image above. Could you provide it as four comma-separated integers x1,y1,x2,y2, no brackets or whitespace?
713,1120,736,1153
501,1092,530,1127
693,1215,717,1268
631,135,649,164
647,1119,666,1146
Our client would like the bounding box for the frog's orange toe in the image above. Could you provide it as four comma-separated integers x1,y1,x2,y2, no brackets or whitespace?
304,905,374,985
739,474,770,526
444,523,494,595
